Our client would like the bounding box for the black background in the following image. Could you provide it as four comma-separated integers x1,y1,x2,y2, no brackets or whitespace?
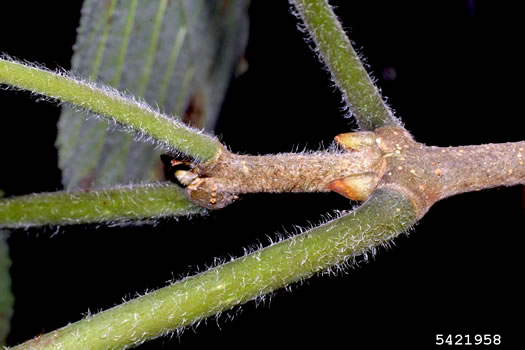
0,1,523,348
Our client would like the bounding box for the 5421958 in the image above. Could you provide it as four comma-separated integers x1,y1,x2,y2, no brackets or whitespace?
436,334,501,346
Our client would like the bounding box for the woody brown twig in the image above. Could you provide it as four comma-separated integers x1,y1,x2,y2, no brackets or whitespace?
177,126,525,217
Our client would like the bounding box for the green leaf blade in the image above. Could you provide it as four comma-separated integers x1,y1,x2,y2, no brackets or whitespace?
0,231,12,346
57,0,249,189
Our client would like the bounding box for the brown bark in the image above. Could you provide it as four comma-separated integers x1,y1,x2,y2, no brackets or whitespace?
172,126,525,215
375,126,525,217
178,135,383,209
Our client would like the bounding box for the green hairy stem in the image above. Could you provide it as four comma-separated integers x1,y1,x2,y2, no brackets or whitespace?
0,183,204,228
12,189,416,349
290,0,397,130
0,58,219,162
